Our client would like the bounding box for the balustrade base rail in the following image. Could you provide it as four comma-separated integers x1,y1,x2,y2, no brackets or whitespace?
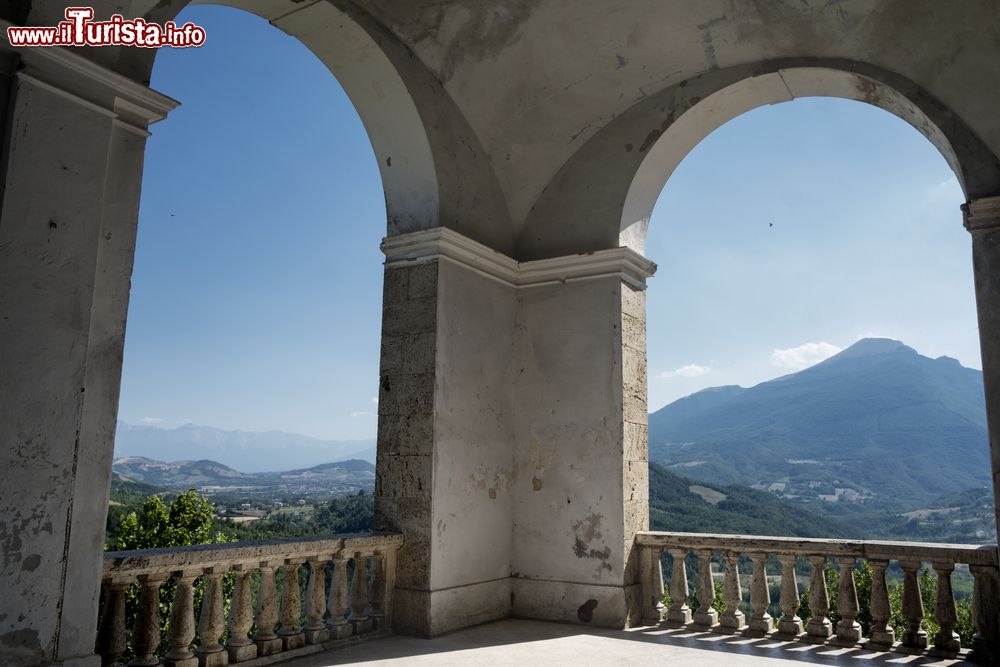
97,532,402,667
636,531,1000,664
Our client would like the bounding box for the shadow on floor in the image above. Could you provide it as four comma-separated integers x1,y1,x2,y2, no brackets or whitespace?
277,619,965,667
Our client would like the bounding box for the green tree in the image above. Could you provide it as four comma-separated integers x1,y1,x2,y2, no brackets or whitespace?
110,489,225,551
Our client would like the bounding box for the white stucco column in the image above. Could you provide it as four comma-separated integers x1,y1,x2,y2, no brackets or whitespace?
0,44,176,666
964,197,1000,543
510,251,655,628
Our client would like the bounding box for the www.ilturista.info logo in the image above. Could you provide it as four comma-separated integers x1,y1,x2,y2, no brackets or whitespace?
7,7,206,48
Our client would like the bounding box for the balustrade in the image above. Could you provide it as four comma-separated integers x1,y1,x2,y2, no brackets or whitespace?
96,533,402,666
636,531,1000,662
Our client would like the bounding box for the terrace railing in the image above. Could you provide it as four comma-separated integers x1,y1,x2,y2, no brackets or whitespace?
636,531,1000,663
96,532,402,666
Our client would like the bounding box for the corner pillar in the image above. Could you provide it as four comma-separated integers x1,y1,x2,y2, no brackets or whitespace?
509,247,656,628
374,229,518,636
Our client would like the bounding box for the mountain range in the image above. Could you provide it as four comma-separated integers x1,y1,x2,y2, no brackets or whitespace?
114,422,376,472
112,456,376,498
648,338,989,515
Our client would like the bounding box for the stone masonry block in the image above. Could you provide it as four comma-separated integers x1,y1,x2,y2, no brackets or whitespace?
621,312,645,352
376,454,433,499
377,411,434,456
621,283,645,318
623,421,648,462
381,332,437,375
407,262,438,299
394,539,432,590
624,461,649,503
378,372,434,415
383,266,409,303
373,495,432,538
382,296,437,335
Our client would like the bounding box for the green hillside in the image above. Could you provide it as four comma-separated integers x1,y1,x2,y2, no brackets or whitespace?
648,462,854,537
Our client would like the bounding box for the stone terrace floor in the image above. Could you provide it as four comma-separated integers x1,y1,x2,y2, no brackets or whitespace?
277,619,965,667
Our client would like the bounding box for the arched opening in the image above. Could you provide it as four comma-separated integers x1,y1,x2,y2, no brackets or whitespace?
640,92,988,646
110,4,389,545
620,66,978,253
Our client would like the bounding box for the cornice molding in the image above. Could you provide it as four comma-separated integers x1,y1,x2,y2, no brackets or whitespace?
963,196,1000,234
0,19,179,130
381,227,657,290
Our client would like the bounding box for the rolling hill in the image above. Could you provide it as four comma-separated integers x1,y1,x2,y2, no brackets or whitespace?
649,338,989,515
112,456,375,498
648,462,854,537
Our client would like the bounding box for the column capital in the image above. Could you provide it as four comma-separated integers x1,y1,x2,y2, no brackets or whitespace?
0,19,179,134
382,226,657,290
963,196,1000,234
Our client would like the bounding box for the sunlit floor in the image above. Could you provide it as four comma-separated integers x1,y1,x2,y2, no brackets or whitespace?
275,619,965,667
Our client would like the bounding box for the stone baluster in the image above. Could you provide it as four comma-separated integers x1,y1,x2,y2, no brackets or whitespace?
969,563,1000,663
640,546,665,625
254,563,282,656
805,555,832,642
164,572,198,667
226,565,257,663
718,552,745,632
932,561,960,654
96,580,129,667
196,568,227,667
777,554,803,637
350,553,374,634
693,549,719,628
747,553,773,636
834,557,861,645
278,560,305,650
900,560,928,650
665,548,692,626
868,559,895,650
327,555,353,639
369,552,387,628
304,558,330,644
130,574,166,667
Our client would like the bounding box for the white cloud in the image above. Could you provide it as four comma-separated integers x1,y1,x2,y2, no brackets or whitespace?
660,363,711,379
770,341,842,370
350,411,375,418
141,416,164,425
370,396,378,404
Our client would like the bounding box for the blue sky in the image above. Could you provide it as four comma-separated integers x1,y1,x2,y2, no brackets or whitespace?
118,4,978,438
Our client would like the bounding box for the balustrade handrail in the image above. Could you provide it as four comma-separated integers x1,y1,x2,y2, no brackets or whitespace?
636,531,999,566
635,530,1000,663
103,531,403,579
96,531,404,666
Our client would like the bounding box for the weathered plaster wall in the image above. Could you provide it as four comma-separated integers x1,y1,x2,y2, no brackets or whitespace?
428,259,515,631
510,277,647,628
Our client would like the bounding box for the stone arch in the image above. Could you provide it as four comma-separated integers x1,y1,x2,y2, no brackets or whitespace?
517,59,1000,260
114,0,513,251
